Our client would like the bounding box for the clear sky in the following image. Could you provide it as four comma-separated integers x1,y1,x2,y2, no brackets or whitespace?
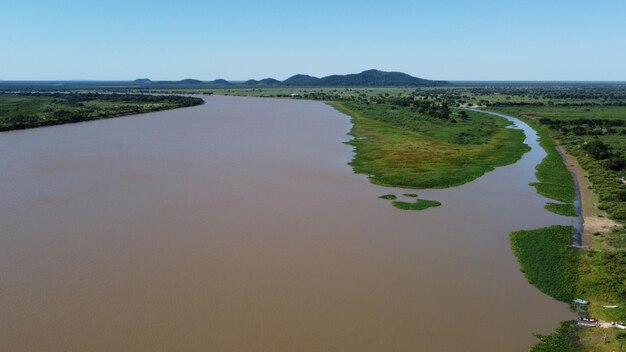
2,0,625,81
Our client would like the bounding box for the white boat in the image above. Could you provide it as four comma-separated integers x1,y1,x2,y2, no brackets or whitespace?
577,322,598,327
579,316,597,322
603,305,619,309
573,299,589,305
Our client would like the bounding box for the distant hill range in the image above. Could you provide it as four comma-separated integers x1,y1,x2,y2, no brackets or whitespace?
135,78,204,85
135,70,449,87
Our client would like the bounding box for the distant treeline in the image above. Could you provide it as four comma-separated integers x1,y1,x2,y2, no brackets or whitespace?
0,93,203,131
488,101,626,107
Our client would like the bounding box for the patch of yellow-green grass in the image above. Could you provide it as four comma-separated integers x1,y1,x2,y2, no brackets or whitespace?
578,327,626,352
576,249,626,323
330,101,529,189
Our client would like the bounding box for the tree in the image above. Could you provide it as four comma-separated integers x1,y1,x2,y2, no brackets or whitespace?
582,140,611,160
606,157,626,171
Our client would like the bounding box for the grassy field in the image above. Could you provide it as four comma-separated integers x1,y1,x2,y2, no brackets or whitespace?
510,225,626,319
510,225,626,350
0,93,203,131
331,101,529,189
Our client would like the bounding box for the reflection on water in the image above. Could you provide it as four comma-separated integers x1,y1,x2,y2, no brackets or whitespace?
0,96,573,351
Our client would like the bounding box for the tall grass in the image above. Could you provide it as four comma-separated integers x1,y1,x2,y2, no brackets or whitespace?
331,102,529,189
509,225,579,302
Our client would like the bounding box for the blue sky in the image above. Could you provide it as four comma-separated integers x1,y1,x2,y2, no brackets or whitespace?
2,0,625,80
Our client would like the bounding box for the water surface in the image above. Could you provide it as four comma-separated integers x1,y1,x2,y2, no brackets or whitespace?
0,96,574,351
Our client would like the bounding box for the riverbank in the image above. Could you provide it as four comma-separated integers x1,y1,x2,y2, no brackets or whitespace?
557,145,622,244
0,93,204,131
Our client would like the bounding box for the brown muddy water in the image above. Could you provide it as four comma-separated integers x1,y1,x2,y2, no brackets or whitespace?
0,96,575,351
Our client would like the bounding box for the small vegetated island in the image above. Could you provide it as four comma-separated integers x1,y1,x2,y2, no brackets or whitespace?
0,92,203,131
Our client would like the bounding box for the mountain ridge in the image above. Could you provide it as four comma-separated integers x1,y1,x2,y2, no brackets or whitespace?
136,70,449,87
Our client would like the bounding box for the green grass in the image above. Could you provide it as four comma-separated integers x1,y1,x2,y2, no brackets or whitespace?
509,225,579,302
545,203,578,217
0,93,204,131
607,228,626,249
391,198,441,211
577,250,626,323
530,321,581,352
510,224,626,322
403,193,418,197
527,120,576,203
578,327,626,351
331,102,529,189
510,224,626,351
379,194,397,200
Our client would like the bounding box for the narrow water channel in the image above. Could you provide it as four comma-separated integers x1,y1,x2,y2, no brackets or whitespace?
473,109,583,246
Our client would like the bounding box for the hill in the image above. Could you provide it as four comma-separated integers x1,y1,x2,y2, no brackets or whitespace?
257,78,281,86
282,74,321,86
209,79,232,85
178,79,203,84
316,69,449,87
133,78,152,84
280,70,448,87
134,79,204,85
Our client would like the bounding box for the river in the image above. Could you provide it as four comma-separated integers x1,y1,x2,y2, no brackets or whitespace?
0,96,574,351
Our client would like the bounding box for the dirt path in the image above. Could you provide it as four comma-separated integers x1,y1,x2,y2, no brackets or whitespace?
556,145,621,246
585,321,626,330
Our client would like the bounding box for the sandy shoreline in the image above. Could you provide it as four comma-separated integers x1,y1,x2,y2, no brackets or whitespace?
556,145,621,245
519,114,621,244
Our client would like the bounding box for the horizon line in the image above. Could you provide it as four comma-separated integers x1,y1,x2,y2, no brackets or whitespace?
2,79,626,83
